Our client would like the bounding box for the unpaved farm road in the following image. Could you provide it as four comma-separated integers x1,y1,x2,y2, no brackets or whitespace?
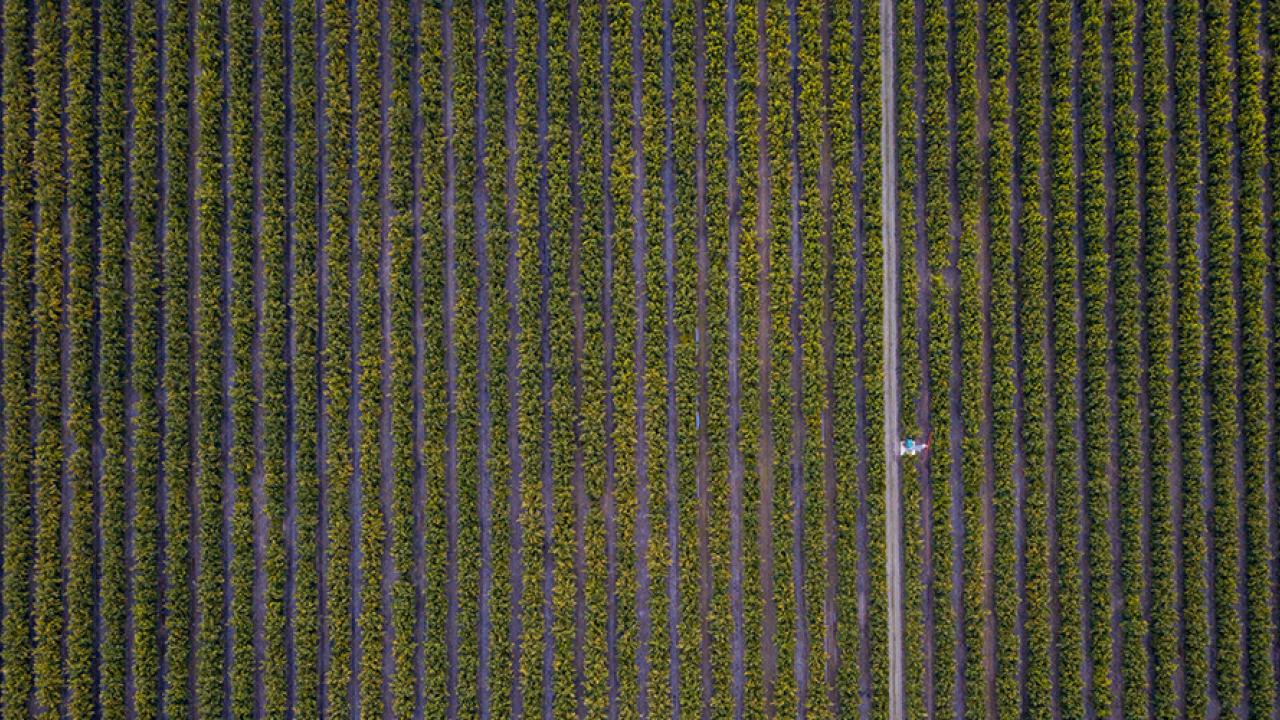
880,0,905,718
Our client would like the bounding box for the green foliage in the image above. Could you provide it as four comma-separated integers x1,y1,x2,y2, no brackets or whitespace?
1,0,36,713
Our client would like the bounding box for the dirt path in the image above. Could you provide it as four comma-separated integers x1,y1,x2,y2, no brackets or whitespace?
880,0,904,713
628,3,653,716
658,0,682,713
815,3,842,715
500,0,526,712
598,3,621,715
751,0,779,713
441,0,462,714
909,0,939,712
783,0,810,712
724,1,747,715
691,3,713,714
472,0,494,716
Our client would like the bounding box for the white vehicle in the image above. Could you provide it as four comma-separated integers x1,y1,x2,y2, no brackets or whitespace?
898,436,928,457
